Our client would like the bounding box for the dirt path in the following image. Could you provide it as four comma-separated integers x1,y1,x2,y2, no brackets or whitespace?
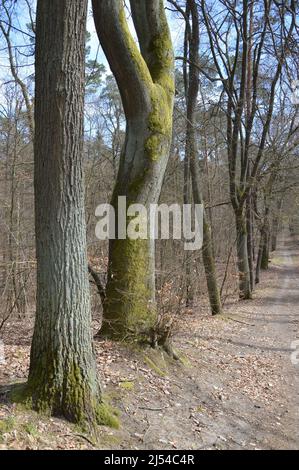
189,231,299,450
0,233,299,450
110,231,299,450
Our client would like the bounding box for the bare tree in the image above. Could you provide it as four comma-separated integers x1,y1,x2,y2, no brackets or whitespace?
200,0,297,299
183,0,222,314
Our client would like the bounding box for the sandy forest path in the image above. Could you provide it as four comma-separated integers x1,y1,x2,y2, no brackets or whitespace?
0,232,299,450
112,231,299,450
192,230,299,450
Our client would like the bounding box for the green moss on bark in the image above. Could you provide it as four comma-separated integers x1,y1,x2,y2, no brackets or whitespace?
118,4,174,163
102,238,156,341
9,361,119,430
100,3,174,341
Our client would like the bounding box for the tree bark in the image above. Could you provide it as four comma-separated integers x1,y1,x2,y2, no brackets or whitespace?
246,192,254,290
236,212,252,299
255,235,263,284
17,0,110,429
185,0,221,315
261,228,270,270
271,198,283,251
92,0,175,340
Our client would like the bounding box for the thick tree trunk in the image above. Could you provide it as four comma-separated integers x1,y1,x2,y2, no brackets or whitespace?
235,212,252,299
102,239,155,340
15,0,110,428
92,0,175,340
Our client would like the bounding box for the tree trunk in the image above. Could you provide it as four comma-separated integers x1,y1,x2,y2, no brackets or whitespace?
16,0,109,429
256,206,270,282
201,212,222,314
255,234,263,284
235,212,252,299
183,2,194,308
261,207,270,270
183,144,194,307
271,226,278,252
101,122,172,339
92,0,175,340
271,198,283,251
186,0,221,315
246,193,254,290
261,230,270,270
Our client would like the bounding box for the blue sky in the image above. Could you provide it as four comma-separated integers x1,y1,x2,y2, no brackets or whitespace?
0,0,185,96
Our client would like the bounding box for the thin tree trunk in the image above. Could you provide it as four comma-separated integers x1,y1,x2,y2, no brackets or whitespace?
271,198,283,251
246,192,254,290
260,206,270,270
183,141,193,307
186,0,221,315
235,211,252,299
261,231,270,270
255,234,263,284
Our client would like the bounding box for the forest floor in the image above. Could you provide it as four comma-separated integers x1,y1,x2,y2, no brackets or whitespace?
0,232,298,450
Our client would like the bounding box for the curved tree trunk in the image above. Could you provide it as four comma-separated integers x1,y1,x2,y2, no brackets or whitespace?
17,0,108,429
92,0,175,340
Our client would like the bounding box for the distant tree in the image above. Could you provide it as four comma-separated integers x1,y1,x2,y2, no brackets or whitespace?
183,0,222,315
200,0,297,299
85,31,106,95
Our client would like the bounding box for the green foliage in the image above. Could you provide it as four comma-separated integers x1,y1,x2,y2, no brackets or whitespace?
96,402,120,429
85,30,106,94
119,381,134,391
22,422,38,437
85,60,106,94
0,416,16,434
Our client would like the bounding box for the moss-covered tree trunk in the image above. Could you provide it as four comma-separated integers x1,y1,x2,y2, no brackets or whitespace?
18,0,109,428
92,0,174,340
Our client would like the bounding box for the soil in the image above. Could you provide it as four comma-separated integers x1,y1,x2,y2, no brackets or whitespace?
0,232,298,450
